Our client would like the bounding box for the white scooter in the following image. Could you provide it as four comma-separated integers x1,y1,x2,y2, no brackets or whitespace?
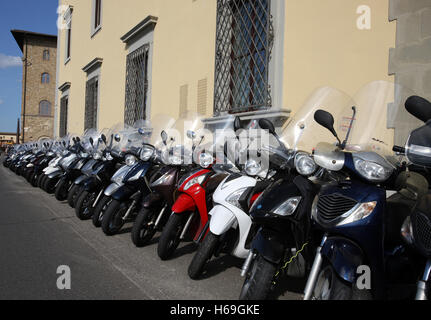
188,118,274,279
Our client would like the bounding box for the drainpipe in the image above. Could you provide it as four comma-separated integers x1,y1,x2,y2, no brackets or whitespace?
22,36,28,143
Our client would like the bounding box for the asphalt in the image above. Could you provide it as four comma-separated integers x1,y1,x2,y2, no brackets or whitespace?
0,154,303,300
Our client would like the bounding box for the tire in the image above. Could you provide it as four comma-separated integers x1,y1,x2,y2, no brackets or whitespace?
92,195,111,228
101,200,128,236
157,212,189,261
131,207,160,247
75,190,98,220
55,178,70,201
188,232,220,280
239,254,277,300
44,177,58,194
38,174,46,189
30,172,38,187
67,184,81,208
312,264,372,300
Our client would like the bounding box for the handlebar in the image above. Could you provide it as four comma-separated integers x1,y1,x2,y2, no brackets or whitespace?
393,145,406,154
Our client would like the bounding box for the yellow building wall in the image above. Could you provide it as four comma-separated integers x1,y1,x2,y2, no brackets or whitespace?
56,0,395,136
283,0,395,112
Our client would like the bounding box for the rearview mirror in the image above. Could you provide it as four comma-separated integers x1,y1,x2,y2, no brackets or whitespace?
114,134,121,142
101,134,107,144
259,119,276,135
405,96,431,123
161,131,168,145
187,130,196,140
89,137,94,146
314,110,339,139
234,117,241,132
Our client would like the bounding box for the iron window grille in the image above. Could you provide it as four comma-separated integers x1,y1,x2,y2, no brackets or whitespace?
84,77,98,130
124,44,149,126
214,0,274,116
59,96,69,137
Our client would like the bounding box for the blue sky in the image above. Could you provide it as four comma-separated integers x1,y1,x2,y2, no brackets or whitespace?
0,0,58,133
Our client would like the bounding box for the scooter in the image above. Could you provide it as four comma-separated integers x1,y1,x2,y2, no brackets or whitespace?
304,83,430,300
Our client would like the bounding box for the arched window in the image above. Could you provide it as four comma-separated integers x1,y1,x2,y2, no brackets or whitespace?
43,49,50,61
41,73,50,84
39,100,51,116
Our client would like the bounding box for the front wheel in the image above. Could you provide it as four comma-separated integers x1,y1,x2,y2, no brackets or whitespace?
67,184,81,208
44,176,58,194
188,232,220,280
131,207,162,247
92,195,111,228
55,178,70,201
75,191,97,220
157,213,189,261
239,254,277,300
312,264,372,300
101,200,128,236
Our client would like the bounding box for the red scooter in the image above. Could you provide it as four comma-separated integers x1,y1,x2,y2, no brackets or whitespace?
157,167,227,260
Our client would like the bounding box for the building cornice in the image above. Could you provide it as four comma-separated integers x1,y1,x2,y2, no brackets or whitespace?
82,58,103,73
58,82,71,92
121,15,158,43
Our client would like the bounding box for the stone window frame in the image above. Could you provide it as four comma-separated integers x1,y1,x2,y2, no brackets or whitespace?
43,49,50,61
41,72,50,84
39,100,52,117
64,6,73,64
91,0,103,38
121,16,157,123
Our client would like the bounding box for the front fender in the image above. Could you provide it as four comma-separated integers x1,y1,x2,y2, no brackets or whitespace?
320,237,365,283
111,184,139,202
172,193,196,213
209,205,236,236
104,182,122,197
142,192,163,209
48,170,63,179
74,175,88,186
82,176,101,192
252,228,285,264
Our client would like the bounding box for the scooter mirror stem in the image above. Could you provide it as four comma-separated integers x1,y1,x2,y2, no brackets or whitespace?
340,106,356,150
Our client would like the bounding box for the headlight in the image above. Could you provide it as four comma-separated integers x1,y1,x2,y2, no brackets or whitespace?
273,197,302,216
245,159,261,176
169,154,182,165
199,153,214,168
226,188,248,209
125,154,137,166
140,146,154,161
337,201,376,226
295,153,317,176
353,157,392,182
93,153,102,160
80,152,89,158
62,150,69,156
401,216,414,245
183,174,207,190
47,152,54,156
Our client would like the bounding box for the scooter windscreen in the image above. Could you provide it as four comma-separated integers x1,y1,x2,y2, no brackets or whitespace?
164,111,208,165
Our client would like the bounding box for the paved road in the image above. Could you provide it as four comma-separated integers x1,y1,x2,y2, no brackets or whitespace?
0,156,303,300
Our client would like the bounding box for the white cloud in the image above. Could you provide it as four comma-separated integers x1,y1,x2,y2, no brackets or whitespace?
0,53,22,69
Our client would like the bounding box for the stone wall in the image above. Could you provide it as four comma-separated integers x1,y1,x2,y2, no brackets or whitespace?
22,36,57,142
388,0,431,145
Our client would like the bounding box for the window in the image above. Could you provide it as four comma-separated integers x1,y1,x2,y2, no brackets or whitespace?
124,44,149,125
39,100,51,116
64,7,73,62
41,73,50,84
93,0,102,31
214,0,273,115
43,49,50,61
59,96,69,137
84,77,98,130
